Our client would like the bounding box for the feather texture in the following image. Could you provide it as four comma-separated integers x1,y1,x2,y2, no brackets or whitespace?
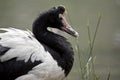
0,28,65,80
0,28,49,62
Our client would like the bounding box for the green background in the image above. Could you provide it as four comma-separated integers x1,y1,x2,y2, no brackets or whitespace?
0,0,120,80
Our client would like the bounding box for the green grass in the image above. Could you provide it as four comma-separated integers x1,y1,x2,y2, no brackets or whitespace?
75,14,111,80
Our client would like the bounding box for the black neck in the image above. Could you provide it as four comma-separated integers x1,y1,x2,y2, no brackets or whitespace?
32,16,74,76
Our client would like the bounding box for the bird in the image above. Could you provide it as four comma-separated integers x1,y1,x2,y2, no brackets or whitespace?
0,5,79,80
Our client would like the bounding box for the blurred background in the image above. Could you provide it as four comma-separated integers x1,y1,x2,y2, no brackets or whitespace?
0,0,120,80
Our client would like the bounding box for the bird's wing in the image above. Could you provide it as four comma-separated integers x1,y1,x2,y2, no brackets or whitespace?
0,28,52,63
0,28,64,80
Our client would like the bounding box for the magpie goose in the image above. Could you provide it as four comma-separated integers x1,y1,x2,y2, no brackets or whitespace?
0,5,79,80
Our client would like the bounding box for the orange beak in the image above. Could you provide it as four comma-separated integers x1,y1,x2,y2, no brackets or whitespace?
59,14,79,37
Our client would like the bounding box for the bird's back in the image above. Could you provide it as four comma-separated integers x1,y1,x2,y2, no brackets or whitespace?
0,28,65,80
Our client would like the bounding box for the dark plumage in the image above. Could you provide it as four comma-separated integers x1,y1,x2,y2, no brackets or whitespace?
0,5,78,80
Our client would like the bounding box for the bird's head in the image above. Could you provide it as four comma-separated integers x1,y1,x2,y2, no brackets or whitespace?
43,5,79,37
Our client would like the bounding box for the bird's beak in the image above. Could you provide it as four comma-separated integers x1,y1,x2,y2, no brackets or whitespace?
59,14,79,37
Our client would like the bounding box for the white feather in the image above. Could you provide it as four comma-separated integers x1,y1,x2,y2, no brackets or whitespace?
0,28,46,62
0,28,65,80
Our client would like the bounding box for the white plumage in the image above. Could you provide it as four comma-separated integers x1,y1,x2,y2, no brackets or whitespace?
0,28,46,62
0,28,65,80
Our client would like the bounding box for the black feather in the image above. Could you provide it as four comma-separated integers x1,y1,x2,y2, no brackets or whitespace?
0,45,10,56
0,58,42,80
